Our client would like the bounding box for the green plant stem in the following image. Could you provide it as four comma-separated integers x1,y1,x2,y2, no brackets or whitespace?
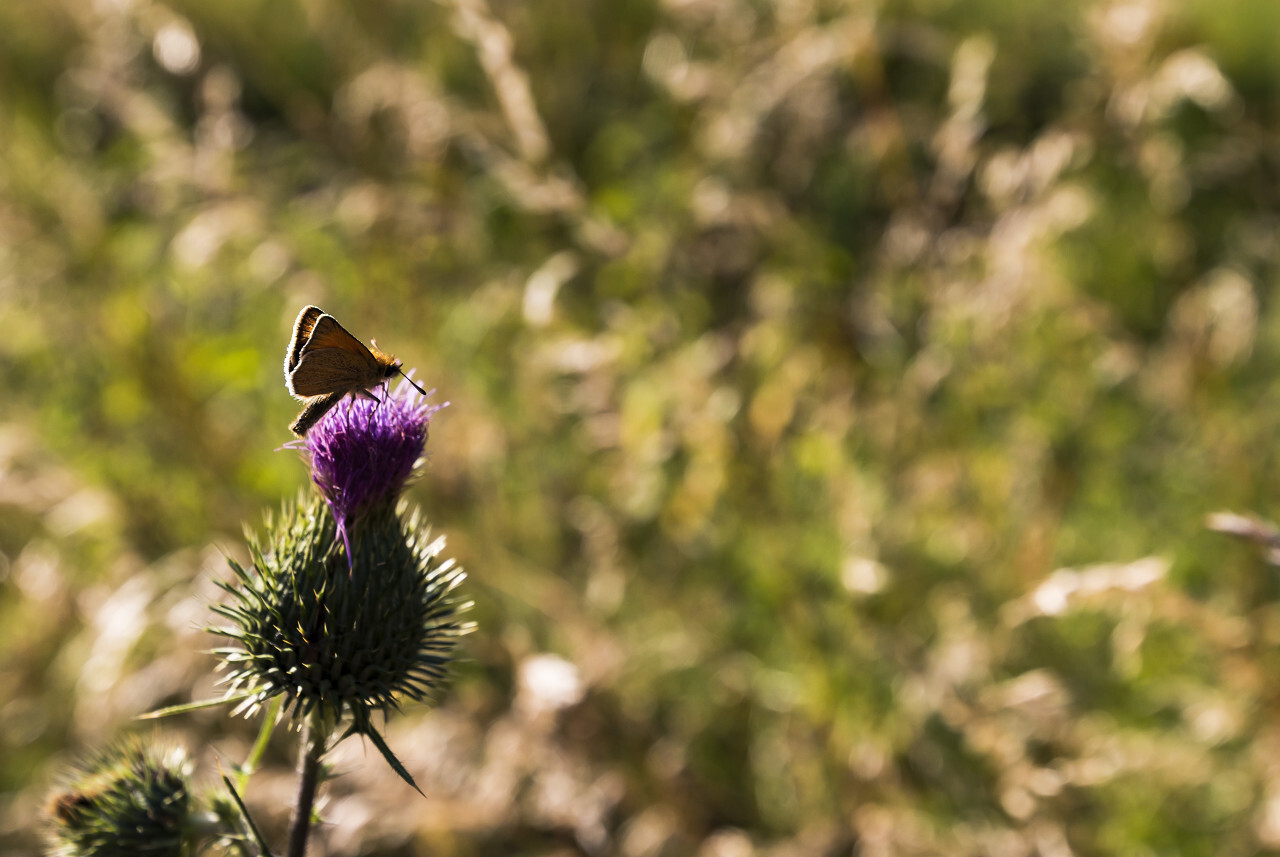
220,775,272,857
239,696,284,795
286,714,325,857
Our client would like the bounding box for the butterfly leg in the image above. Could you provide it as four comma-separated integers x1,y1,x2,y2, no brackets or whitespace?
357,386,386,414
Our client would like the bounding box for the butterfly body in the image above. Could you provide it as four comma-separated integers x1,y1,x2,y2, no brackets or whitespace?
284,306,423,435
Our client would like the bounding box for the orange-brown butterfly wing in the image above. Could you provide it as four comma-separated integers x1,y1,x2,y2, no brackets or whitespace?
286,311,382,398
285,306,325,373
288,348,380,397
285,307,400,402
303,314,377,360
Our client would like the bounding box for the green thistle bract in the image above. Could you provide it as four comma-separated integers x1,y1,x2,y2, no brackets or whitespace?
212,496,470,728
45,740,195,857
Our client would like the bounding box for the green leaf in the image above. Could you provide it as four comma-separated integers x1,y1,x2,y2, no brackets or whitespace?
136,692,253,720
348,723,426,798
221,772,275,857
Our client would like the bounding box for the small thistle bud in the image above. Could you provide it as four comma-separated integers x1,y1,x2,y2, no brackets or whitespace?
45,740,199,857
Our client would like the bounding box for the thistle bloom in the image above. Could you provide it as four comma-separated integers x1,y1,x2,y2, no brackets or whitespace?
214,374,469,748
294,377,446,563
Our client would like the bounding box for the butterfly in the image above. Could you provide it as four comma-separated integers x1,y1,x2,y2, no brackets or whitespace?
284,305,426,435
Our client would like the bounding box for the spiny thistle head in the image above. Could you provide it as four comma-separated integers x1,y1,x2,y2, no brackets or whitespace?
45,739,198,857
292,378,445,561
212,371,469,790
212,496,471,728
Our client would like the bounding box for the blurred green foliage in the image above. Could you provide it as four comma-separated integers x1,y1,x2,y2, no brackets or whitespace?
6,0,1280,854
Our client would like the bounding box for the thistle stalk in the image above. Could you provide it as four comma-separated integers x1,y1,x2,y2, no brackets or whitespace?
287,713,329,857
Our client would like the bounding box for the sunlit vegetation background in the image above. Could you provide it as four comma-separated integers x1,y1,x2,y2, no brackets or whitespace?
5,0,1280,853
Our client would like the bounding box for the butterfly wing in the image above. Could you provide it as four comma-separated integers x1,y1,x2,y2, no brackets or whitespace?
285,306,325,373
288,348,375,397
286,309,384,398
306,315,382,362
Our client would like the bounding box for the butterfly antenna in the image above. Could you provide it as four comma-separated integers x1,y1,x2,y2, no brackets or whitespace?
398,366,428,395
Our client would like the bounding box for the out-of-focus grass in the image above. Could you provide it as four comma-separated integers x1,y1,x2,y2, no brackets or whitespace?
5,0,1280,854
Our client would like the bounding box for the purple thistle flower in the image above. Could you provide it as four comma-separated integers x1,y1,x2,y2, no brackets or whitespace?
291,377,446,563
